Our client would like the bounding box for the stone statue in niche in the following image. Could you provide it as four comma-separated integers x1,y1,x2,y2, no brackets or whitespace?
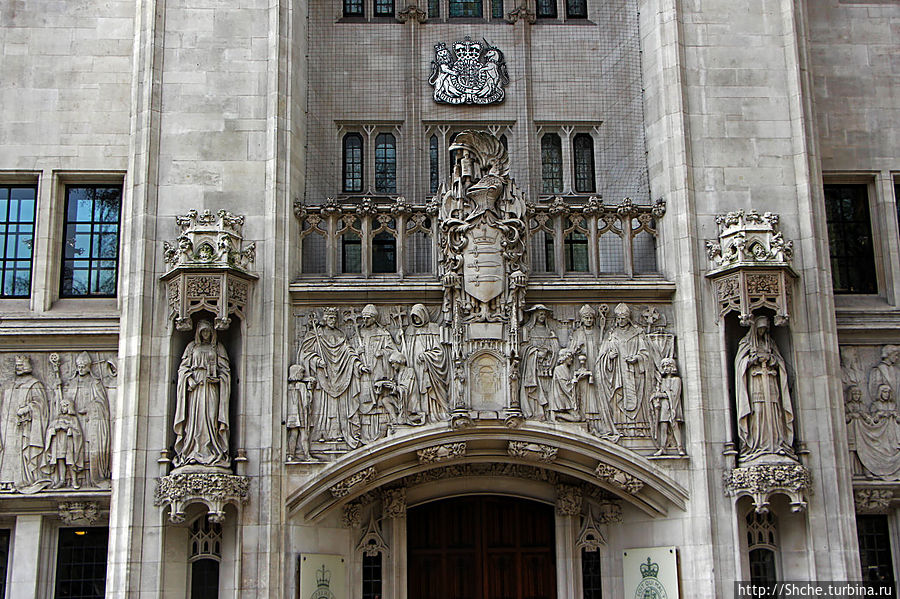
650,358,685,456
734,315,796,463
402,304,450,423
173,320,232,470
286,362,314,462
298,307,365,448
44,398,84,489
10,355,50,489
597,303,655,428
519,305,560,420
69,352,111,487
549,349,588,422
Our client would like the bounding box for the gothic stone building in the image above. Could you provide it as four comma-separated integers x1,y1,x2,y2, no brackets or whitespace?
0,0,897,597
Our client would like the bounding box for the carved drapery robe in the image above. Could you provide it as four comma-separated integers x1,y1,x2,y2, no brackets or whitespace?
44,411,84,471
174,322,232,469
405,305,450,422
597,324,654,424
8,374,50,487
299,324,362,446
519,322,559,419
550,361,579,416
735,325,794,462
70,374,111,485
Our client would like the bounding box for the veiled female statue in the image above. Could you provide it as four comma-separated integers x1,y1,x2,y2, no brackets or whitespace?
174,320,231,469
734,315,795,462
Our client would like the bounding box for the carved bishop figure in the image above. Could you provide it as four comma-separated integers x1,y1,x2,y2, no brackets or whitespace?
69,352,111,486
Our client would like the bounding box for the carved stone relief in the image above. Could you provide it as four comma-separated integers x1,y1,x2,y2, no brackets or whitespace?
154,471,250,523
381,487,407,519
417,442,466,464
330,466,378,498
58,501,101,524
0,352,116,494
594,463,644,494
555,483,583,516
576,508,606,551
507,441,558,463
841,345,900,481
854,488,894,514
724,462,811,513
429,38,509,105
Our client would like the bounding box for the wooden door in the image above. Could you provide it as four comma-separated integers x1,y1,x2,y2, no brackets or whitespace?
408,496,556,599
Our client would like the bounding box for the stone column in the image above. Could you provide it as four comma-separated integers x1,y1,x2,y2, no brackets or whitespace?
9,515,44,599
383,488,407,599
555,484,581,599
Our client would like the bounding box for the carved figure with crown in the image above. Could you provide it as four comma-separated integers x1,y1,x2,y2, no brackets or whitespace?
437,130,527,422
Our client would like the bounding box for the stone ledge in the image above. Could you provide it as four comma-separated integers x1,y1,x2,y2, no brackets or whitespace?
724,462,811,513
155,471,250,523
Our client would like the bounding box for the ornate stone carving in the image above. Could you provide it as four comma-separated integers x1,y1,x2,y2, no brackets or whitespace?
555,483,583,516
735,315,796,465
357,514,389,556
595,463,644,494
519,305,559,421
330,466,377,498
173,320,232,470
506,4,536,23
841,345,900,480
417,442,466,464
396,4,426,22
649,358,685,456
162,209,257,331
342,501,362,528
595,500,623,523
576,508,605,551
58,501,101,524
0,352,116,493
381,487,407,519
403,463,559,487
854,488,894,514
155,471,251,523
507,441,558,463
724,462,811,513
429,38,509,105
706,210,795,325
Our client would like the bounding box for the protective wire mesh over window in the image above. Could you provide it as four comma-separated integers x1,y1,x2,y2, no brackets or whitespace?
430,135,439,193
573,134,596,193
344,0,363,16
54,527,109,599
541,134,563,194
824,184,877,294
374,0,394,16
375,133,397,194
566,0,587,18
537,0,557,18
61,185,121,297
0,185,36,297
449,0,481,17
343,134,363,193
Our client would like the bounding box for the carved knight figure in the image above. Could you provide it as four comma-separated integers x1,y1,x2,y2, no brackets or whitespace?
173,320,232,469
286,362,314,461
519,305,560,420
650,358,685,456
734,315,795,463
549,349,588,422
44,398,84,489
404,304,450,423
69,351,111,486
596,303,655,427
8,356,50,489
298,307,365,447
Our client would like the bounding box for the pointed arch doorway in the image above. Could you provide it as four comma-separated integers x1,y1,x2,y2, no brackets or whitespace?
407,496,557,599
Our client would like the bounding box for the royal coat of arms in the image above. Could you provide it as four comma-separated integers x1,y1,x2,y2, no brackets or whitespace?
429,37,509,105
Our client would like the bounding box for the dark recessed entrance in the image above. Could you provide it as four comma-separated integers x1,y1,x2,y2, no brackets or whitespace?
407,496,557,599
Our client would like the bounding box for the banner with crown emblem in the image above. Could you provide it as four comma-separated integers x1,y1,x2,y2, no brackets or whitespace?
299,554,346,599
623,546,679,599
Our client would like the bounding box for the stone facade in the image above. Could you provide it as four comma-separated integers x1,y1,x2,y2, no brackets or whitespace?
0,0,898,597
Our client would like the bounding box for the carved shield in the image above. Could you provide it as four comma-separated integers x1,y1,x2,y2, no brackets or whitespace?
463,224,505,303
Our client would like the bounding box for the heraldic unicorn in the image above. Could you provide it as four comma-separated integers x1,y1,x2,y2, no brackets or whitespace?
430,37,509,105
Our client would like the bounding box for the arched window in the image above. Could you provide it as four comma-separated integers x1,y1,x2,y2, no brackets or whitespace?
573,133,596,193
566,0,586,18
429,135,439,193
536,0,557,18
374,132,397,194
449,0,481,18
189,517,222,599
746,510,778,588
374,0,394,17
343,0,364,17
541,133,563,194
343,133,363,193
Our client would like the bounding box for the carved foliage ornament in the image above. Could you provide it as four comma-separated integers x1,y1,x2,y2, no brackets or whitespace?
594,463,644,494
555,483,583,516
154,471,251,523
724,462,811,514
854,488,894,515
58,501,101,524
508,441,558,463
430,37,509,105
330,466,378,498
417,442,467,464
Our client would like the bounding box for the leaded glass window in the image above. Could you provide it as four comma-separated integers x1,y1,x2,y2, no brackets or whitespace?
492,0,504,19
372,230,397,273
189,517,222,599
824,184,877,294
362,552,383,599
54,527,109,599
746,510,777,591
582,548,601,599
0,185,36,297
430,135,439,194
566,0,586,18
375,0,394,17
541,134,563,194
343,133,364,193
537,0,557,18
375,132,397,194
573,133,596,193
428,0,440,18
449,0,481,18
858,515,895,585
61,185,121,297
344,0,364,17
